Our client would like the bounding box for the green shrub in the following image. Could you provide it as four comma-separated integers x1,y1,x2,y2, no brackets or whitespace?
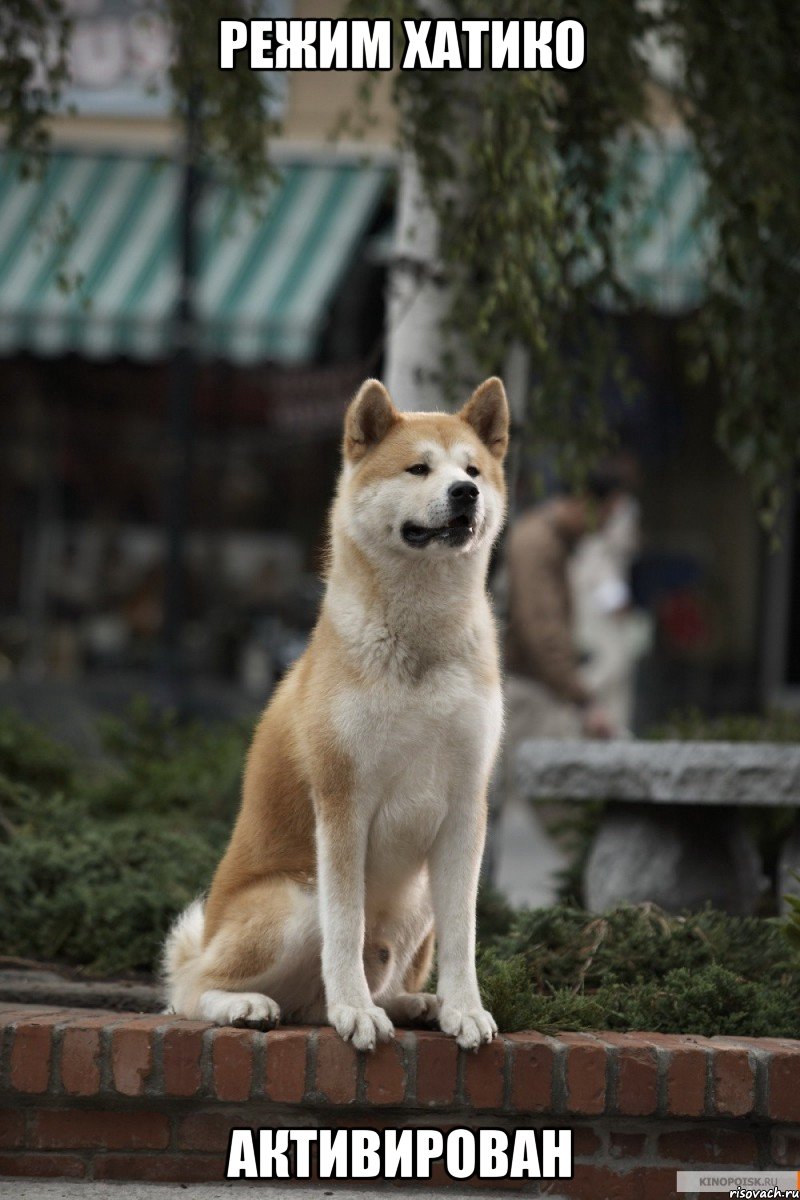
493,903,795,990
89,697,248,820
0,811,226,974
0,707,74,791
785,873,800,954
648,707,800,743
475,902,800,1037
0,701,246,975
478,958,799,1040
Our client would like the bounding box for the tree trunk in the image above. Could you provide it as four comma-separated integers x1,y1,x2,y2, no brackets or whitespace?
383,152,451,412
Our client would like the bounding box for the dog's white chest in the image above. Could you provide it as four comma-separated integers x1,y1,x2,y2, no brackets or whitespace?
333,662,502,886
335,661,497,777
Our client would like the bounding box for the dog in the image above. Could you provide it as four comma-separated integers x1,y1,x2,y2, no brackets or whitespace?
163,376,509,1051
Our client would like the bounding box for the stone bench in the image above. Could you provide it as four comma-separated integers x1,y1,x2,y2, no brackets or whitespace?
516,740,800,914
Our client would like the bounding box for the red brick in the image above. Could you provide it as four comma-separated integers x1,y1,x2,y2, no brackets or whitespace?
508,1033,555,1114
563,1166,679,1200
641,1166,682,1200
572,1126,603,1156
336,1116,394,1131
562,1033,606,1116
602,1034,658,1116
658,1128,758,1165
9,1016,63,1093
162,1022,208,1097
94,1153,223,1182
645,1030,714,1070
769,1048,800,1122
315,1028,358,1104
609,1131,646,1159
464,1036,506,1110
415,1032,458,1106
110,1014,173,1033
565,1163,640,1200
31,1109,169,1151
363,1035,407,1105
0,1006,64,1024
177,1111,238,1152
771,1128,800,1166
61,1027,103,1097
0,1106,25,1148
642,1030,710,1049
712,1035,783,1051
741,1036,800,1052
111,1024,155,1096
65,1007,126,1019
211,1027,254,1102
61,1012,121,1032
0,1152,86,1178
666,1044,708,1117
1,1003,110,1022
429,1158,523,1192
712,1048,755,1117
264,1028,308,1103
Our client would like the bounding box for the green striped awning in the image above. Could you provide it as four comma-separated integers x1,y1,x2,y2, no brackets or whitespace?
0,152,389,363
610,133,712,312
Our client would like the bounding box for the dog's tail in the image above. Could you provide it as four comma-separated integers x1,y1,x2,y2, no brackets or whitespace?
161,898,206,1014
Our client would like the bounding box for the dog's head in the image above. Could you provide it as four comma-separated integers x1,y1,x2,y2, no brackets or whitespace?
336,377,509,562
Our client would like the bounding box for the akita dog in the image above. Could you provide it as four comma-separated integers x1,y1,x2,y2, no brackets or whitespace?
163,376,509,1051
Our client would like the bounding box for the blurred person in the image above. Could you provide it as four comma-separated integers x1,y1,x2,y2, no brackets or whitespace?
503,468,627,743
570,489,653,733
489,468,628,908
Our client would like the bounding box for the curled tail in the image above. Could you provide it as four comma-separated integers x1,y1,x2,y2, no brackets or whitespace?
161,898,205,1014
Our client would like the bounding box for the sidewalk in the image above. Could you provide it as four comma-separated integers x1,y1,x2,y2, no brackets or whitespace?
1,1183,533,1199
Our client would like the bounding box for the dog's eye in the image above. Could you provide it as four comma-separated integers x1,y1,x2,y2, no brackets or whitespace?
466,465,480,478
406,463,430,476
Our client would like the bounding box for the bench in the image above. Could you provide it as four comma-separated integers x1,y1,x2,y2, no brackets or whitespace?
515,739,800,914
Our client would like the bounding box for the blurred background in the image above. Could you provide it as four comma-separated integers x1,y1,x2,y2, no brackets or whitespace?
0,1,797,742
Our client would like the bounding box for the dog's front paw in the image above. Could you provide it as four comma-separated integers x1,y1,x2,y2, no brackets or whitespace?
329,1003,394,1051
438,1002,497,1050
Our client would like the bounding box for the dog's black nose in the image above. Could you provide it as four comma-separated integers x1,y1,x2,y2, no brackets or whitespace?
448,480,479,508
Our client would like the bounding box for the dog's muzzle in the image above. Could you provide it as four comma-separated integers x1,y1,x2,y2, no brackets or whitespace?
401,482,480,548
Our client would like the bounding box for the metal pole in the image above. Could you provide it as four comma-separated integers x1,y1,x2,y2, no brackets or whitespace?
160,84,202,713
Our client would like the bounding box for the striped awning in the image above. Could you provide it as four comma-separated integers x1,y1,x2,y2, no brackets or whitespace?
611,133,712,312
0,152,389,363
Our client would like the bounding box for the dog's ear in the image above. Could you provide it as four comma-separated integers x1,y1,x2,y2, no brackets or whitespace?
344,379,400,462
459,377,509,460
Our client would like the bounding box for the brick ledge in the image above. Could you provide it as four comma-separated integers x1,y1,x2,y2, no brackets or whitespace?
2,1003,800,1193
